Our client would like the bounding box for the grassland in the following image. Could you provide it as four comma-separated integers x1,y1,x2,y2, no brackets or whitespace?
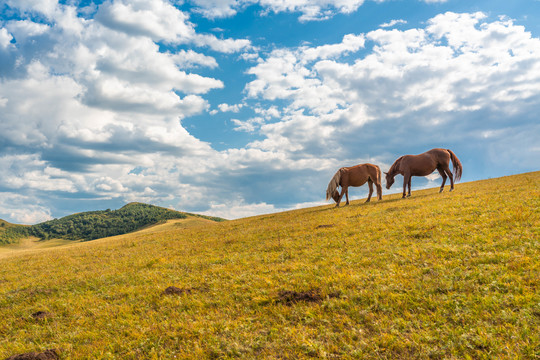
0,172,539,359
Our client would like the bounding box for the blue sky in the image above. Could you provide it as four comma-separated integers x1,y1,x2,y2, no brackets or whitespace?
1,0,539,223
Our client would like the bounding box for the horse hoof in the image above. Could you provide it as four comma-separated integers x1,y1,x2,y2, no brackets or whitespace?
439,189,444,193
450,188,454,192
407,194,411,198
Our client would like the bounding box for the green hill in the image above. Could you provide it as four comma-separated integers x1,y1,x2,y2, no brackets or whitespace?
0,220,28,245
1,203,225,244
0,172,538,359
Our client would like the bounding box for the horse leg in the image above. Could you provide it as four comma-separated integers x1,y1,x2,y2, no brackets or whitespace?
446,167,455,191
377,182,383,200
336,187,346,207
402,174,409,198
407,176,412,197
366,179,373,203
437,168,447,193
345,188,350,205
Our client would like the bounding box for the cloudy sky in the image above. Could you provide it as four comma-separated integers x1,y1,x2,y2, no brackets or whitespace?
1,0,539,223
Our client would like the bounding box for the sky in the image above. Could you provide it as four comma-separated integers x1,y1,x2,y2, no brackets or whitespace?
1,0,539,224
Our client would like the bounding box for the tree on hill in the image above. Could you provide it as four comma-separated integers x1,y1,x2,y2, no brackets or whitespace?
0,221,29,245
29,203,195,241
1,203,224,244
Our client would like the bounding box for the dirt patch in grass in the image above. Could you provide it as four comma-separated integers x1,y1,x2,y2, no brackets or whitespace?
276,288,341,305
316,224,334,229
5,349,60,360
30,311,52,320
162,286,193,296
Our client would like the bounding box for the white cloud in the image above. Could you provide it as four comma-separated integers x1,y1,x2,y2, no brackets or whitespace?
189,0,245,19
189,0,368,21
202,200,278,220
171,50,219,69
302,34,365,61
380,19,407,28
5,20,49,39
240,10,540,184
2,4,540,223
95,0,251,52
96,0,196,42
0,193,53,225
0,28,13,48
218,103,244,112
0,154,76,193
4,0,60,19
10,207,53,225
259,0,367,21
231,117,265,132
201,198,328,220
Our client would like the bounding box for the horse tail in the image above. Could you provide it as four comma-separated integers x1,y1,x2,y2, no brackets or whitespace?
447,149,463,182
326,169,342,201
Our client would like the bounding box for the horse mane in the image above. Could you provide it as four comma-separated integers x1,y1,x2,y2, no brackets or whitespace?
388,156,403,175
326,169,342,200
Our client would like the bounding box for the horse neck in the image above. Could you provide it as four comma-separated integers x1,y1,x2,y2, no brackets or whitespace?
388,157,402,176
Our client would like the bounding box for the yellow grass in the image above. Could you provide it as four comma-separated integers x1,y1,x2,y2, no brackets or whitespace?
0,172,539,359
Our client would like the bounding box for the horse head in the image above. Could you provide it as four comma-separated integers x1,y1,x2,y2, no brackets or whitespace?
384,171,394,189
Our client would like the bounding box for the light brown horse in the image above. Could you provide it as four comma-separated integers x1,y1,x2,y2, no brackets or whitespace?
385,148,462,198
326,163,383,207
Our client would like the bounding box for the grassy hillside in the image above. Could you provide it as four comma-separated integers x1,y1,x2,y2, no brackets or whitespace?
0,172,538,359
0,220,28,245
1,202,225,245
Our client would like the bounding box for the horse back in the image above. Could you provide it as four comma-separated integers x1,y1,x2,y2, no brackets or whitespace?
343,163,380,186
402,149,451,175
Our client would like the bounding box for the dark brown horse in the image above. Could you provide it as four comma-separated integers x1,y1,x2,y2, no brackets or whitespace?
385,148,462,198
326,163,383,207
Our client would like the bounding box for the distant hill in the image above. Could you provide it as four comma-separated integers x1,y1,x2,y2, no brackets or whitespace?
1,203,225,244
0,220,29,245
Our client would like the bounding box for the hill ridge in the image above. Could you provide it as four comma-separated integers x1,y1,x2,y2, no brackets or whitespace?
0,202,225,244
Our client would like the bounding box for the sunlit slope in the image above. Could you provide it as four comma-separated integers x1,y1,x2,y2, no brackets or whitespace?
0,217,214,259
0,172,538,359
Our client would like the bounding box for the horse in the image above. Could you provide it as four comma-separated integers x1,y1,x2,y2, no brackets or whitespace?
326,163,383,207
385,148,463,198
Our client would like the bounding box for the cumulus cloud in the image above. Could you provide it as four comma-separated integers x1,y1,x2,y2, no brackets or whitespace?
95,0,251,52
231,117,265,132
1,3,540,223
380,19,407,28
244,12,540,162
189,0,369,21
0,28,13,48
95,0,195,42
0,0,255,221
171,50,219,69
218,103,244,112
